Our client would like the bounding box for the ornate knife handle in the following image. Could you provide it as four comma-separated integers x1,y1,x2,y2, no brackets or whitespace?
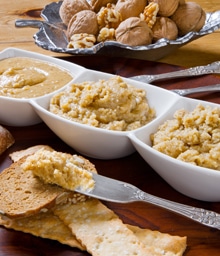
142,61,220,83
133,188,220,230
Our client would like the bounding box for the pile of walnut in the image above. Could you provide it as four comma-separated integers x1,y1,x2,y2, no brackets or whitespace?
59,0,206,48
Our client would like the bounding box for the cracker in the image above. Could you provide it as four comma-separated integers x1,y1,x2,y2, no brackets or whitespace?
0,211,84,250
127,224,187,256
53,198,187,256
0,200,186,255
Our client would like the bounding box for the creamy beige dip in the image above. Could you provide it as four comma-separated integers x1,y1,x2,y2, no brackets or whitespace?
22,149,95,192
49,76,155,131
151,104,220,170
0,57,73,98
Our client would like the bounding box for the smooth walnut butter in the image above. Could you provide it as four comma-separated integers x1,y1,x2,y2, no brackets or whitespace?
0,57,73,98
22,149,95,192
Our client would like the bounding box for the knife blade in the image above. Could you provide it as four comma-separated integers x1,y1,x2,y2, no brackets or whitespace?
74,172,220,230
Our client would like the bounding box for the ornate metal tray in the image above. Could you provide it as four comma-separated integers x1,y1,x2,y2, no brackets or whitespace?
15,1,220,61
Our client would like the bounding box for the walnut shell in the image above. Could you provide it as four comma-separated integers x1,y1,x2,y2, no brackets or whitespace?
115,17,153,46
149,0,179,17
152,17,178,42
67,10,99,40
171,2,206,36
179,0,185,5
59,0,92,26
115,0,147,21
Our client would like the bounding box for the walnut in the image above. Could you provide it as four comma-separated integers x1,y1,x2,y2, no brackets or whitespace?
67,10,99,41
152,17,178,42
67,33,96,49
90,0,117,12
115,0,147,21
115,17,153,46
140,2,159,29
149,0,179,17
179,0,185,4
97,27,116,42
97,3,122,29
59,0,92,26
171,2,206,36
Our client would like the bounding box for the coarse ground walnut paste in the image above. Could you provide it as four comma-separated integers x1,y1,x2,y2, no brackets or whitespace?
151,104,220,170
50,76,155,131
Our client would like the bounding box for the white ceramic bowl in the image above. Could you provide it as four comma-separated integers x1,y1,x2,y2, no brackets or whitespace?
31,71,220,201
0,48,85,126
129,97,220,202
3,49,219,202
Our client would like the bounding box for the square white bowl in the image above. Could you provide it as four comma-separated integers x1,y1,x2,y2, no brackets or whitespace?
31,69,178,159
0,48,85,126
129,97,220,202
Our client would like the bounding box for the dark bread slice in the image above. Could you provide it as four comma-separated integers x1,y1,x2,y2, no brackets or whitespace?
0,145,97,219
0,125,14,155
0,156,68,219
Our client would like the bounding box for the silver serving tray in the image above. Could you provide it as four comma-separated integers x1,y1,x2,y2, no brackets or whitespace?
15,1,220,61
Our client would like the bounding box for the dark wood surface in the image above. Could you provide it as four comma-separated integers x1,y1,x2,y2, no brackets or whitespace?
0,56,220,256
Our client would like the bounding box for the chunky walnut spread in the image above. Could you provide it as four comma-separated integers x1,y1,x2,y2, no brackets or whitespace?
49,76,155,131
151,104,220,170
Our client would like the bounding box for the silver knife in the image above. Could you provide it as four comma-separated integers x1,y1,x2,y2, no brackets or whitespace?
75,172,220,230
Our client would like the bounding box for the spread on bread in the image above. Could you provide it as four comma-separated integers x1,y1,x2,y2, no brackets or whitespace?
22,149,95,192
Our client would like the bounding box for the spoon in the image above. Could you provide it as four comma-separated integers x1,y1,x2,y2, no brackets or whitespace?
170,84,220,96
130,61,220,83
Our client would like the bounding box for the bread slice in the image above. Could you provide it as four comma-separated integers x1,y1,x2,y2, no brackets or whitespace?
9,145,53,162
0,156,69,219
0,125,14,155
0,146,97,219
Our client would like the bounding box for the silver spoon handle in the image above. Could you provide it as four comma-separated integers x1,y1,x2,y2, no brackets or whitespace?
15,19,43,28
135,189,220,230
172,83,220,96
131,61,220,83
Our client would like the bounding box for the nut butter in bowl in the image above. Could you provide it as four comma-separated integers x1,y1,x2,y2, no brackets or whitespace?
0,48,85,126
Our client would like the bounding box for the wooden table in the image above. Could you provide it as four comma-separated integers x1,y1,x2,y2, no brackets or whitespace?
0,56,220,256
0,0,220,67
0,1,220,255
